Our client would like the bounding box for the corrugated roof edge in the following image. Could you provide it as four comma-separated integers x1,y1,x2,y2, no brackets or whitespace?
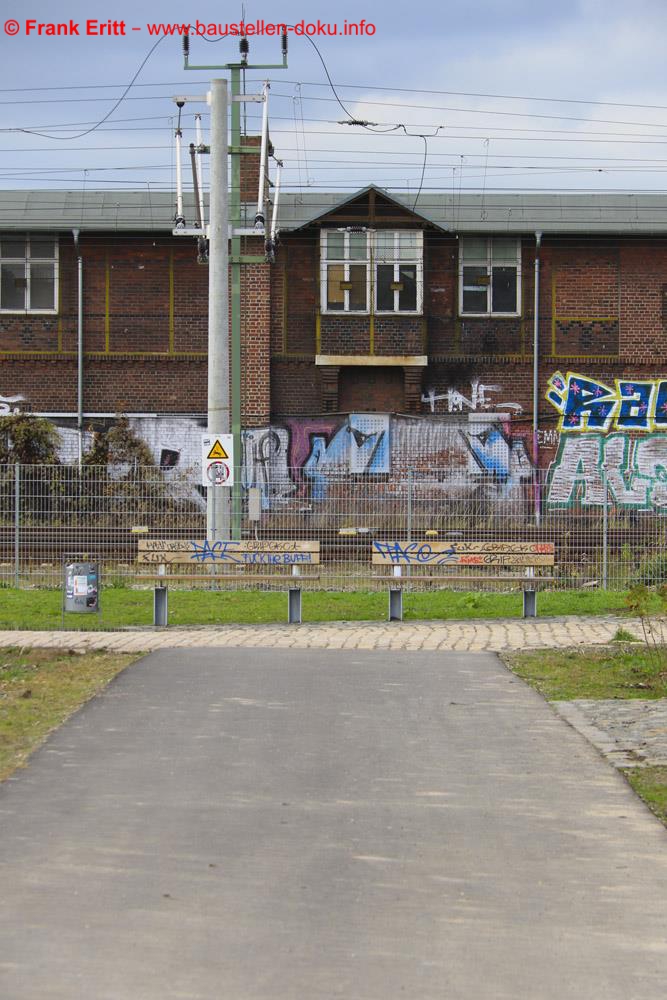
1,188,667,233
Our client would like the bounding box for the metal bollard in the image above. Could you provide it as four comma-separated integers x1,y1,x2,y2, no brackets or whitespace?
523,565,537,618
389,587,403,622
389,565,403,621
288,564,302,624
153,563,168,626
523,588,537,618
288,588,302,624
154,586,168,627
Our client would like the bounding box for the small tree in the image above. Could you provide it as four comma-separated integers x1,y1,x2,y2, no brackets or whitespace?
0,414,61,464
83,417,155,467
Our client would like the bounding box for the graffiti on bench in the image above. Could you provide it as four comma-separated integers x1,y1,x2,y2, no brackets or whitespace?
372,540,555,567
137,539,320,566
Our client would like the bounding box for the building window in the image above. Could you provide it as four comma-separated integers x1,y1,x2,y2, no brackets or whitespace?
375,231,422,313
321,230,370,313
459,237,520,316
0,235,58,313
321,230,423,314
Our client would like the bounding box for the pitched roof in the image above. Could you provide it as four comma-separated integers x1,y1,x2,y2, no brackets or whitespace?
2,187,667,234
281,185,448,231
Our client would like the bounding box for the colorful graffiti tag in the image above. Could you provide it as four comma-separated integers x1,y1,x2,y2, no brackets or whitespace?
241,413,533,505
547,371,667,433
546,370,667,509
10,397,536,509
547,433,667,510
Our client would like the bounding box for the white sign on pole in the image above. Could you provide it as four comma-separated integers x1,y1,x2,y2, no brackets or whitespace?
201,434,234,487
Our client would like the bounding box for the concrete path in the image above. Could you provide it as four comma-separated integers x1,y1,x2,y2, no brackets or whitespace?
0,613,636,654
1,647,666,1000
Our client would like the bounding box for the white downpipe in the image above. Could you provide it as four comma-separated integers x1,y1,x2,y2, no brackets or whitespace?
175,128,185,225
533,231,542,527
72,228,83,466
195,114,206,230
254,81,270,232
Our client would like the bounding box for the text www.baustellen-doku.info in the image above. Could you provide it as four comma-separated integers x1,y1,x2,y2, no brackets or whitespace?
3,19,377,37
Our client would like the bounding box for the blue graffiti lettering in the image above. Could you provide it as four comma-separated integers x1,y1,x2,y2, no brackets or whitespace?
373,541,457,565
189,540,243,563
548,371,667,433
241,552,312,565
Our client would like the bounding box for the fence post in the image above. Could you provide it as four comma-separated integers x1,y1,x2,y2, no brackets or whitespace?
407,467,413,542
602,470,608,590
14,462,20,589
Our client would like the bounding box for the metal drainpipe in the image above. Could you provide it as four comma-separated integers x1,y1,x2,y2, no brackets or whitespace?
72,229,83,466
533,231,542,526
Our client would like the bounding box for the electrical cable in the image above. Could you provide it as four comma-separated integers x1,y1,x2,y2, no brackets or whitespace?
13,35,169,140
4,77,667,117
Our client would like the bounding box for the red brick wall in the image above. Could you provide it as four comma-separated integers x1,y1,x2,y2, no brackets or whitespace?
240,244,271,426
618,242,667,360
281,238,318,354
338,367,405,412
239,135,268,204
5,228,667,424
4,356,207,414
271,359,321,415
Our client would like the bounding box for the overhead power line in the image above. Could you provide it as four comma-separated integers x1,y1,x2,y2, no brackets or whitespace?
14,36,168,140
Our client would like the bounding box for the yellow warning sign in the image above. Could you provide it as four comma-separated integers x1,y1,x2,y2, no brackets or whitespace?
207,440,229,461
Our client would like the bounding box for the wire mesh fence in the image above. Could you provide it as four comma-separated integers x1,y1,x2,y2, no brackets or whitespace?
0,463,665,594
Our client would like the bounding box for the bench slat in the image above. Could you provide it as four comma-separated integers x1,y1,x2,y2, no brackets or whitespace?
372,540,554,567
138,539,320,566
137,573,320,582
375,574,553,586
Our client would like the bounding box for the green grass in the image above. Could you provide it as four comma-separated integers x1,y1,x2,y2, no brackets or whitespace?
0,648,136,779
612,627,640,642
504,645,667,701
623,767,667,825
0,585,635,630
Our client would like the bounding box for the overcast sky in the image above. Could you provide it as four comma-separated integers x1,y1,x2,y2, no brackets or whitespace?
3,0,667,196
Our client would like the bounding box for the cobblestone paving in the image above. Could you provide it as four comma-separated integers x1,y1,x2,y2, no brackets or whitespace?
4,615,664,769
0,614,635,655
552,699,667,769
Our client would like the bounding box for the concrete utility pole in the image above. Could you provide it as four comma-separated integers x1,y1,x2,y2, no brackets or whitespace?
206,79,231,540
184,35,288,539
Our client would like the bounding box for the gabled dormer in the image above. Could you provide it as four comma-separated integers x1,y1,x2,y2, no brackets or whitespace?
286,186,446,412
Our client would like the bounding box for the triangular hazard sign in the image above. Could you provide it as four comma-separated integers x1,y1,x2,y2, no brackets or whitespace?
207,440,229,461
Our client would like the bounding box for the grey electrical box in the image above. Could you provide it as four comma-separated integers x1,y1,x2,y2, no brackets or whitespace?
64,562,100,613
248,487,262,522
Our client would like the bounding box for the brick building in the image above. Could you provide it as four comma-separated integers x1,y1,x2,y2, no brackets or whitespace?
2,182,667,508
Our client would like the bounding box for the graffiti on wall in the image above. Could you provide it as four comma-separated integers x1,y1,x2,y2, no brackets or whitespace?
547,371,667,433
461,417,532,488
10,394,535,508
241,415,391,505
243,413,533,505
0,394,25,415
546,369,667,509
422,379,523,415
547,434,667,510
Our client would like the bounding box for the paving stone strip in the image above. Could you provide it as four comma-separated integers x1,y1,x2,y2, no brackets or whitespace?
552,699,667,768
0,614,634,655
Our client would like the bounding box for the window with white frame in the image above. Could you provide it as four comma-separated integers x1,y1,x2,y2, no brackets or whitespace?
459,237,521,316
374,231,422,313
321,230,370,313
321,229,423,314
0,235,58,313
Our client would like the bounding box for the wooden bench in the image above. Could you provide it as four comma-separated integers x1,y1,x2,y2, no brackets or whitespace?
137,539,321,625
371,540,556,621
